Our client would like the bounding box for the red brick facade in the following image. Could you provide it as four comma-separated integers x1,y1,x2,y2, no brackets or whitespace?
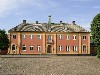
8,32,90,54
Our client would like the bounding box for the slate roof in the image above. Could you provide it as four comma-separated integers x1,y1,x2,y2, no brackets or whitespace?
8,21,88,32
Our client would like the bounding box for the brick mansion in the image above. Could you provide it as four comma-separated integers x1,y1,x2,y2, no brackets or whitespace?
8,16,90,54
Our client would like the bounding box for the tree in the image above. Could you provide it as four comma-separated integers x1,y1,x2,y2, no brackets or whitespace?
91,13,100,58
0,29,9,51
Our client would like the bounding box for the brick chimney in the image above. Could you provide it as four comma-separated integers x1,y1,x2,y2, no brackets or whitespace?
36,21,38,24
72,21,75,25
60,21,62,24
23,20,26,24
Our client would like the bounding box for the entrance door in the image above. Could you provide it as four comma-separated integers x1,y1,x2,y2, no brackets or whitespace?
47,45,52,53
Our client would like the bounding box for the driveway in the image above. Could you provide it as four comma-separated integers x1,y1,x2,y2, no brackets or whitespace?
0,55,100,75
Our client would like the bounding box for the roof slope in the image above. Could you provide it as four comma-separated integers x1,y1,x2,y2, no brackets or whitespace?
8,21,88,32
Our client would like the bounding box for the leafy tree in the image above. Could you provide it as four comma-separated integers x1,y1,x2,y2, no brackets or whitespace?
0,29,9,51
91,13,100,58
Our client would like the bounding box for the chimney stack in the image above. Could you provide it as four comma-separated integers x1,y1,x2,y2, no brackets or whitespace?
23,20,26,24
60,21,62,24
72,21,75,25
36,21,38,24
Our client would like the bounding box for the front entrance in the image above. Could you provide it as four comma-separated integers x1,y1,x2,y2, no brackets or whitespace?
47,45,52,53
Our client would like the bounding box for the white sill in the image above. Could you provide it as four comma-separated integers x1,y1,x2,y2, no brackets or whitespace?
12,50,16,51
73,39,76,40
83,39,86,40
22,50,26,51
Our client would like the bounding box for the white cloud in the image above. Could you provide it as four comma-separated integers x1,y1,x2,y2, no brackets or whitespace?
0,0,58,17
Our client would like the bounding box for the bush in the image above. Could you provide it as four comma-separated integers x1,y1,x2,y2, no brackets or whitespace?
97,46,100,58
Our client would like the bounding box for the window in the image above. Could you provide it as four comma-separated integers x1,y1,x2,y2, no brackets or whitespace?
13,35,16,39
83,36,86,40
48,35,52,40
12,44,16,50
30,35,33,39
48,35,52,42
30,45,33,50
66,35,70,40
59,45,62,51
37,45,41,51
73,46,77,51
83,45,86,51
22,34,26,39
59,35,62,40
22,45,26,51
73,35,76,40
66,46,70,51
37,35,41,39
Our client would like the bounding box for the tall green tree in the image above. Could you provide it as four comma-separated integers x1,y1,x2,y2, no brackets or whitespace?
0,29,9,51
91,13,100,58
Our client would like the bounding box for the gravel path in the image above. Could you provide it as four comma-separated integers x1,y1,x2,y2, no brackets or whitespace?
0,56,100,75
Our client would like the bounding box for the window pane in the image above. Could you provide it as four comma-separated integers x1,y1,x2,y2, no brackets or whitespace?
12,45,15,50
59,35,62,40
30,35,33,39
22,45,26,50
13,35,16,39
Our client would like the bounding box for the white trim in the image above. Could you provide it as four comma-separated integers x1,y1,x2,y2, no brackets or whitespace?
66,46,70,51
30,35,33,39
66,35,70,40
37,35,41,39
59,45,62,51
73,35,76,40
22,34,26,39
73,46,77,51
59,35,62,40
22,45,26,51
11,44,16,51
12,34,16,39
30,45,33,50
83,35,86,40
37,45,41,51
83,45,86,51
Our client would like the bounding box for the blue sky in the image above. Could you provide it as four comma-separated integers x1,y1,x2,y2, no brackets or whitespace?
0,0,100,32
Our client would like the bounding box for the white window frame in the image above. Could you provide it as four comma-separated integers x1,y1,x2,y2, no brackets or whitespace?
59,45,62,51
22,34,26,39
66,46,70,51
30,35,33,39
66,35,70,40
48,35,52,40
37,45,41,51
83,35,86,40
12,34,16,39
12,44,16,51
30,45,33,50
59,35,62,40
48,35,52,42
83,45,86,51
22,45,26,51
37,35,41,39
73,35,76,40
73,46,77,51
